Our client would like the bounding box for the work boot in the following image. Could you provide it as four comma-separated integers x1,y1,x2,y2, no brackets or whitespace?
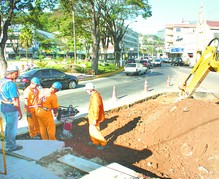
32,135,41,140
8,145,23,152
88,142,95,146
96,145,109,150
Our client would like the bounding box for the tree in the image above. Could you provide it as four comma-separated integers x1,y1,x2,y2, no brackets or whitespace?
101,0,152,67
58,0,151,73
40,3,92,61
0,0,58,77
19,26,33,59
141,35,164,57
58,0,104,74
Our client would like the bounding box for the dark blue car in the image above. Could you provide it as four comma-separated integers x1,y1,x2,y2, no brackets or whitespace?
15,68,79,90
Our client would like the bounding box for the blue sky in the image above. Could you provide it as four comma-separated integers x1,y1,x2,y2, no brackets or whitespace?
129,0,219,35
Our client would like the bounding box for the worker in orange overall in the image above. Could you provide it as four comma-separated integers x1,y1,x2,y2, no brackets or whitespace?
36,82,62,140
85,82,108,150
23,77,41,139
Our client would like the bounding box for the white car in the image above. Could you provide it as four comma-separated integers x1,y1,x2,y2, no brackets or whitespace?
153,59,162,67
124,62,147,76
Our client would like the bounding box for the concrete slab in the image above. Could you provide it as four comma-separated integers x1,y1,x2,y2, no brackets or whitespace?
81,163,141,179
58,154,140,179
1,140,65,161
0,154,59,179
58,153,102,173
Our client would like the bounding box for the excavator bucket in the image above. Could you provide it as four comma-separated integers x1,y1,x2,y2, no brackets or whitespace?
179,38,219,98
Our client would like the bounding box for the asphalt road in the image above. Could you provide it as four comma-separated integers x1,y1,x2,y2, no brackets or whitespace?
41,64,176,113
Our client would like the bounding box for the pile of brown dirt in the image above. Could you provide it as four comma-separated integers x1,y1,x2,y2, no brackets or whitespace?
39,92,219,178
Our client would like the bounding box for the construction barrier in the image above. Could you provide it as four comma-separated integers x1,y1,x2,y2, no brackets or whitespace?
166,76,170,87
144,80,148,92
112,85,118,101
0,117,7,175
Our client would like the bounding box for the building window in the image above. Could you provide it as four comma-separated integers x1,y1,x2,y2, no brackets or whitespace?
176,28,181,32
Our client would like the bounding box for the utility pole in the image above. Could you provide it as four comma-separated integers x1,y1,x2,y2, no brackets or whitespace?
71,0,77,64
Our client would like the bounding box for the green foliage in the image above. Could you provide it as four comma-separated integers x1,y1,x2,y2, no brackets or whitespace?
0,0,59,78
30,58,120,75
39,8,92,55
98,63,119,74
0,134,5,141
19,26,34,59
15,56,21,60
35,59,48,68
54,57,64,63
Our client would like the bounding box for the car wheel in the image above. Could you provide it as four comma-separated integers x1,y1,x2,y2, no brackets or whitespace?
125,73,129,76
68,80,77,89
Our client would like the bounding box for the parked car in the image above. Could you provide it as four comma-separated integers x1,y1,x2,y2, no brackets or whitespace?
16,68,79,90
124,62,147,76
171,57,184,66
162,58,171,63
152,59,162,67
139,60,151,69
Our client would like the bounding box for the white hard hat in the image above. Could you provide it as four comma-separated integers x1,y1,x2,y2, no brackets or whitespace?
85,82,95,90
7,65,19,73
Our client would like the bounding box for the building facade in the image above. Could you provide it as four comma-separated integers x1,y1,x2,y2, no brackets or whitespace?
121,28,139,60
101,27,139,61
164,4,219,64
165,23,196,60
164,20,219,64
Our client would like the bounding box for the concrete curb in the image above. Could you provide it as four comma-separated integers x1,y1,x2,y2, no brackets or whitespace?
77,68,124,81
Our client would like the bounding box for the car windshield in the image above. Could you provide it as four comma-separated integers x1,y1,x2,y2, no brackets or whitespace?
126,63,136,67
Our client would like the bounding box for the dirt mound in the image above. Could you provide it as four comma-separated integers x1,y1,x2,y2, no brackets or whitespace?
37,93,219,178
139,94,219,178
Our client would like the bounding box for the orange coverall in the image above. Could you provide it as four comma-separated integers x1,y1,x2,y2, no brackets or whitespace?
88,91,107,146
23,86,40,138
36,88,59,140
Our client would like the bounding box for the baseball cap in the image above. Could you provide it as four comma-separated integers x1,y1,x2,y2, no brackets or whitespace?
7,65,19,73
85,82,95,90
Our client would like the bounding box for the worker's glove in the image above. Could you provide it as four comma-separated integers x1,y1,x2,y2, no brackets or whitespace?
26,112,32,118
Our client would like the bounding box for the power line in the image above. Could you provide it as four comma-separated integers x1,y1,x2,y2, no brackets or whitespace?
206,5,219,20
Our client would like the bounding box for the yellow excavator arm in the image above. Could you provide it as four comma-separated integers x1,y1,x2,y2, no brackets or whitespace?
179,38,219,97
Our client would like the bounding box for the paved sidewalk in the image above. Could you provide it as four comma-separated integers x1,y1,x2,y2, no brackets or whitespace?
0,140,64,178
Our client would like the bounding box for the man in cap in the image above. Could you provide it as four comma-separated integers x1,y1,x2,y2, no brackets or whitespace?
85,82,108,150
0,65,23,151
36,82,62,140
23,77,41,139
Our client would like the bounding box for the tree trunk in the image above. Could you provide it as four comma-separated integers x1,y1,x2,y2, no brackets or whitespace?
0,48,7,78
91,37,100,75
26,49,28,60
0,2,15,77
0,31,8,78
114,43,121,68
89,2,101,75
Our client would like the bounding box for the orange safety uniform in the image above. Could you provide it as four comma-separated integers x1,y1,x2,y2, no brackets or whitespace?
88,91,107,146
36,88,59,140
23,86,40,138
